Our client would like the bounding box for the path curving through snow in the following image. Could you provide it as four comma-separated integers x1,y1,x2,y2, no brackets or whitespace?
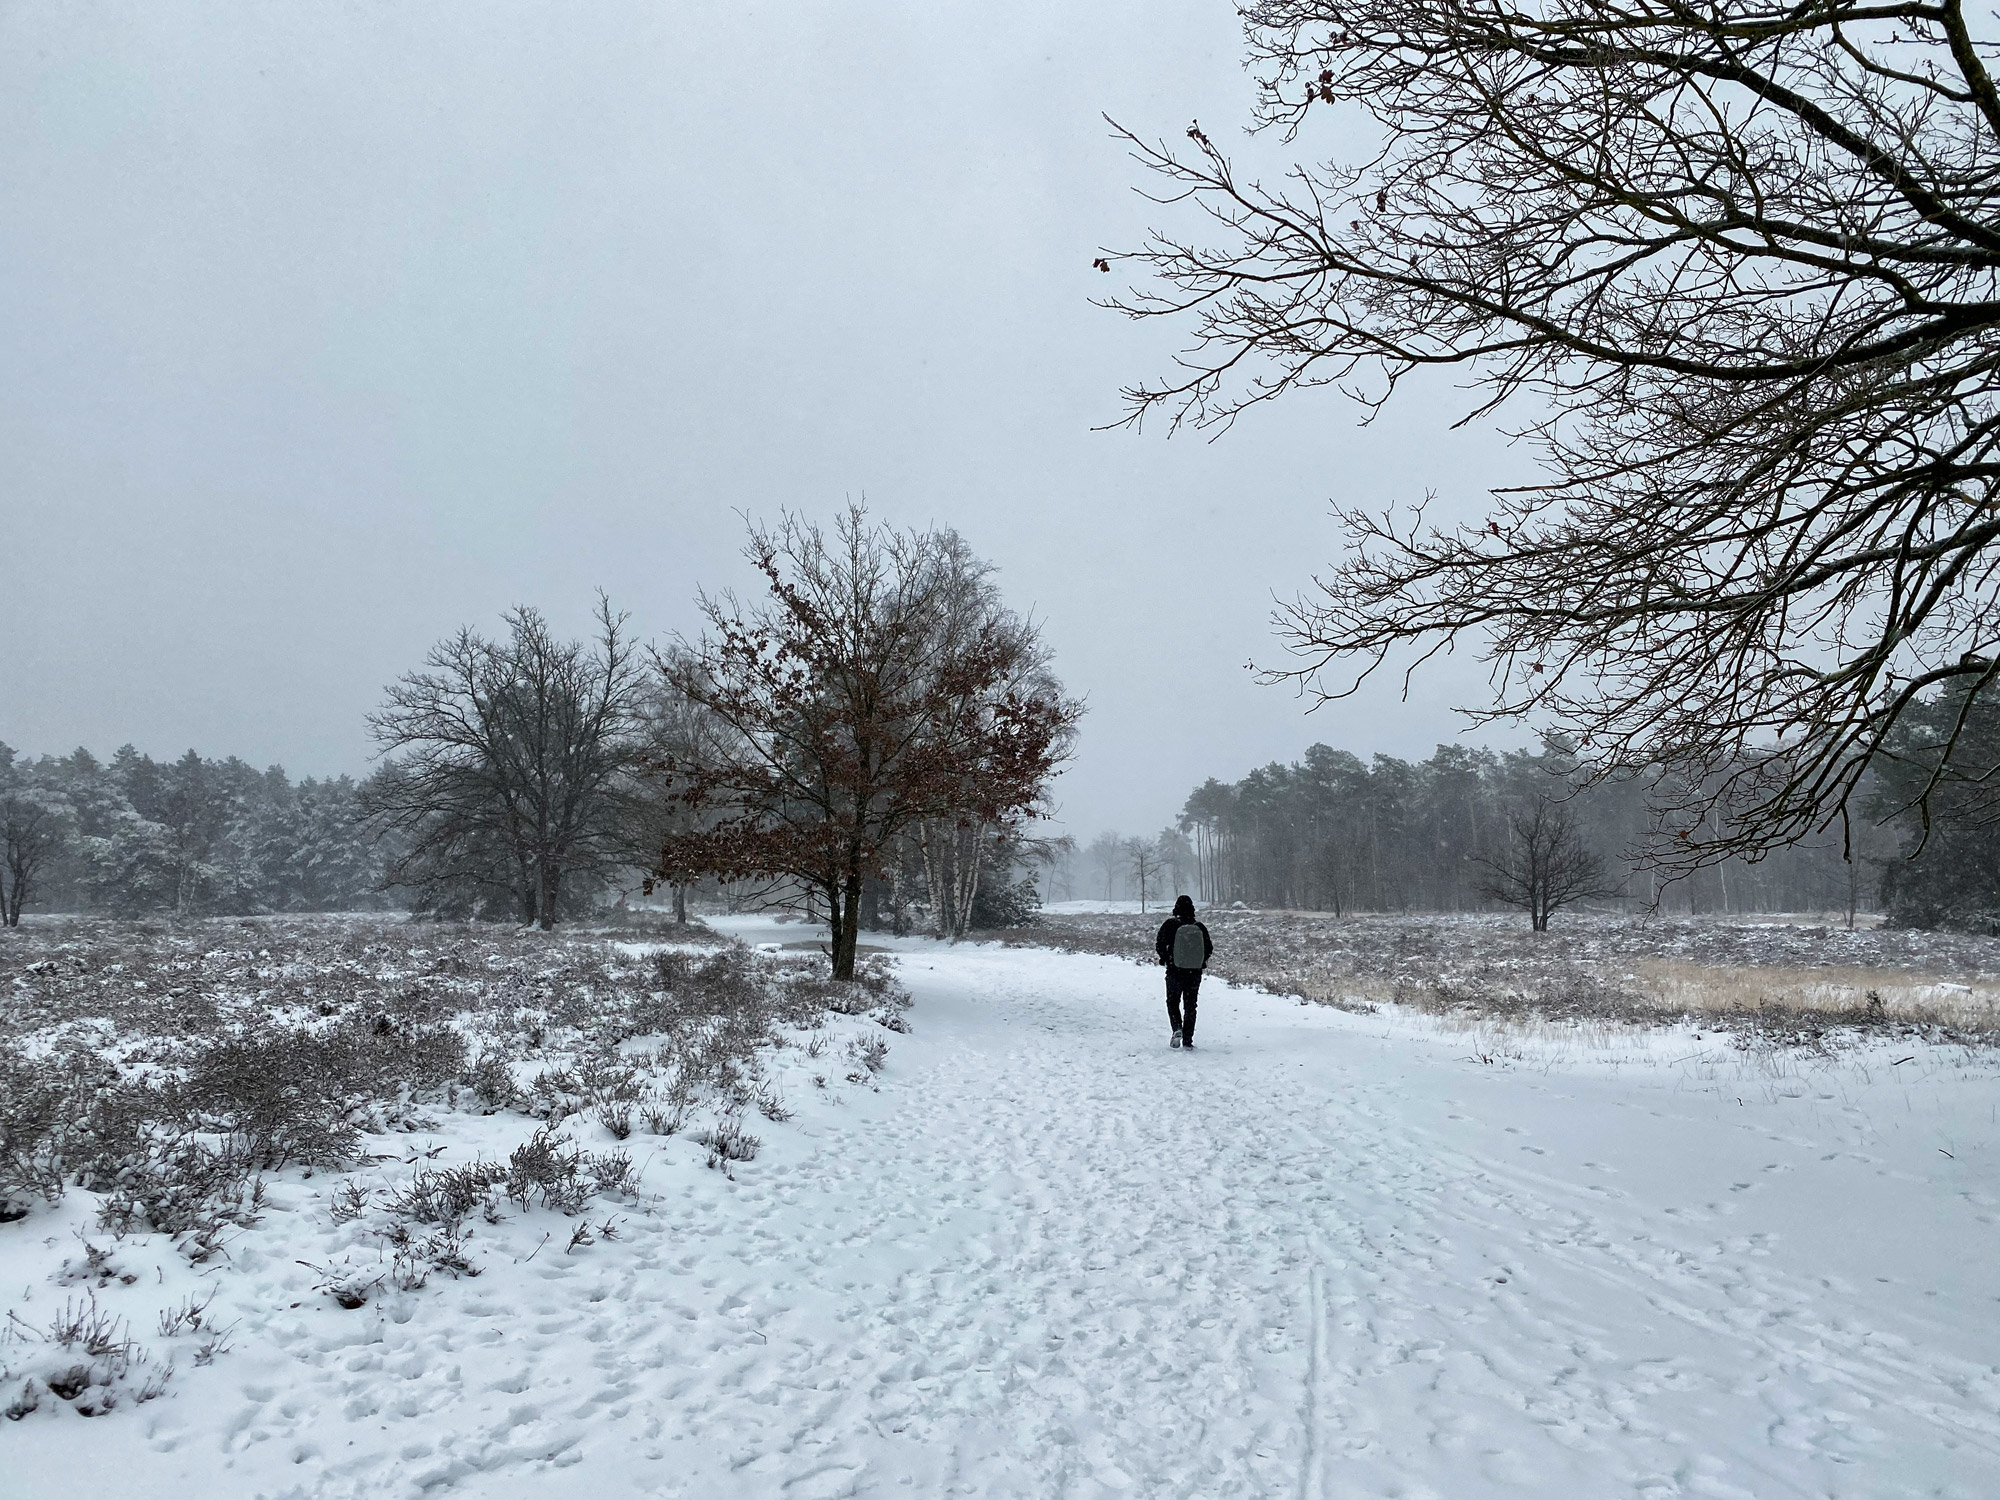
18,939,2000,1498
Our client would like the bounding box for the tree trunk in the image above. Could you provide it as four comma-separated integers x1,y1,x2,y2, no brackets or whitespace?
517,851,538,924
917,822,949,938
537,862,559,930
832,866,862,980
673,882,688,925
952,825,982,938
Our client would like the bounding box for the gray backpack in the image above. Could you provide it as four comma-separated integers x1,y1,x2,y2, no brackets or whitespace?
1171,920,1207,970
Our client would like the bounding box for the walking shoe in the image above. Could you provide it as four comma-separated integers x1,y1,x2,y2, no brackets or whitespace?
1170,1030,1182,1048
1182,1038,1195,1050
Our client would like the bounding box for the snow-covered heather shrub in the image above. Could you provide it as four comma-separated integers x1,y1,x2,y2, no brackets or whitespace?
844,1035,888,1078
330,1138,634,1289
3,1289,173,1420
1392,968,1650,1026
624,949,873,1115
4,915,894,1310
788,952,910,1016
171,1033,364,1168
527,1067,586,1121
523,1052,636,1121
466,1051,517,1110
297,1255,380,1310
574,1053,642,1103
154,1287,218,1339
154,1008,467,1169
0,1046,79,1218
648,948,696,998
590,1148,637,1197
385,1224,477,1289
385,1161,507,1228
503,1124,631,1214
695,1110,760,1168
0,1044,149,1219
326,1178,373,1224
95,1135,264,1257
639,1068,697,1136
640,948,768,1027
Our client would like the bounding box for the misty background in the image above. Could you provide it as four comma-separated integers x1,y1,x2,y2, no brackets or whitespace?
0,0,1526,842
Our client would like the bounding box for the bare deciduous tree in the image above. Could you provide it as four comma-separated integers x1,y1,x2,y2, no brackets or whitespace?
365,597,643,929
632,666,733,925
1088,830,1126,902
1477,798,1614,931
1,751,74,927
1125,836,1162,914
1108,0,2000,870
653,507,1081,979
1154,826,1196,901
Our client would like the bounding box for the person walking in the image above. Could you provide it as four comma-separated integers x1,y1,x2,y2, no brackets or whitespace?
1155,894,1213,1049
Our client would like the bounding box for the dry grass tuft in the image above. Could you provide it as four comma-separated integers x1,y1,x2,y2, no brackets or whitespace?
1631,960,2000,1029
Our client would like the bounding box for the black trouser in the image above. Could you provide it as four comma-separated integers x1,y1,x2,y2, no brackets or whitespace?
1166,965,1202,1039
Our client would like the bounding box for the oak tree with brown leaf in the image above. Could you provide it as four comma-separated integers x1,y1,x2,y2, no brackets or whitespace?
652,507,1081,979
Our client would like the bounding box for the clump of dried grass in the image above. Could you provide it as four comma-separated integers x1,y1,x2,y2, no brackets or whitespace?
1633,960,1999,1028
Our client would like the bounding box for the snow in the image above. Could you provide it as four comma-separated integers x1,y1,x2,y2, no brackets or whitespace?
1043,899,1164,916
8,936,1999,1498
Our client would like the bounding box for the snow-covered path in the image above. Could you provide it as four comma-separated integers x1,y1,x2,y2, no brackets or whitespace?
19,943,2000,1498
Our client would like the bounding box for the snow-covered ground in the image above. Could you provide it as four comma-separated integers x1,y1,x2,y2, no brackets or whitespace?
1042,899,1167,916
9,932,1999,1498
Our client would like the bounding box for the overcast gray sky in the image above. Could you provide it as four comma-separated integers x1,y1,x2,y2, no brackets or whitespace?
2,0,1533,839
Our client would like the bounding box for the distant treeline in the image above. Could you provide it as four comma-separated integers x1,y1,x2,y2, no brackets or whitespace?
0,743,390,920
1065,741,1941,922
13,678,1997,933
1166,743,1873,917
1058,707,2000,929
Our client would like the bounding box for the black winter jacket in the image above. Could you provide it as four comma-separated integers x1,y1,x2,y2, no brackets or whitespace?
1155,916,1214,969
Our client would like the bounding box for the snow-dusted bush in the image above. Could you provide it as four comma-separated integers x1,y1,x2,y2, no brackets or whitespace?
465,1050,518,1110
0,1045,151,1221
2,1290,173,1420
695,1110,760,1168
385,1160,507,1228
95,1136,265,1260
0,1047,75,1218
845,1035,888,1078
504,1124,633,1214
